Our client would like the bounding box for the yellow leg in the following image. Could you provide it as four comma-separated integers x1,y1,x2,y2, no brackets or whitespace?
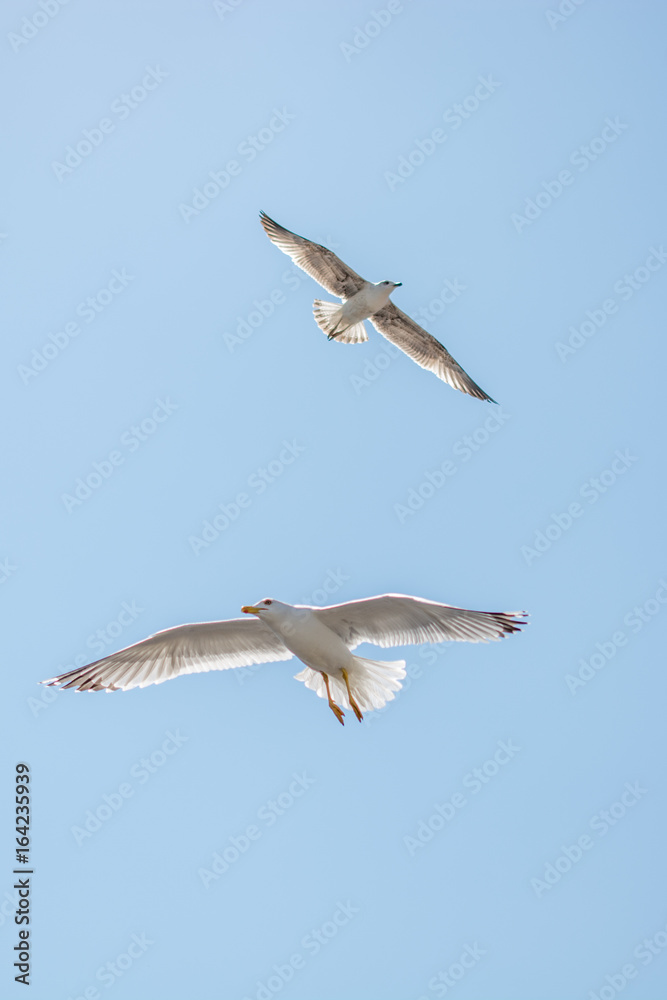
322,673,345,726
341,668,363,722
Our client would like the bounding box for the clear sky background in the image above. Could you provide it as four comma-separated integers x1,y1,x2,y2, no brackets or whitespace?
3,1,667,998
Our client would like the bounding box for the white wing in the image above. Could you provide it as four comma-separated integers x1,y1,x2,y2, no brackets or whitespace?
260,212,366,299
42,618,293,692
370,303,495,401
314,594,526,648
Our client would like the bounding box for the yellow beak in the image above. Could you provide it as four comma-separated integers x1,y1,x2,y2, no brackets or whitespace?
241,605,263,615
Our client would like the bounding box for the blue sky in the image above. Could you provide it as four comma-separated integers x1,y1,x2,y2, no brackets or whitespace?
3,1,667,998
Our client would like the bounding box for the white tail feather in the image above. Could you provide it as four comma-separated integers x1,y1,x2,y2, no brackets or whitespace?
294,656,406,713
313,300,368,344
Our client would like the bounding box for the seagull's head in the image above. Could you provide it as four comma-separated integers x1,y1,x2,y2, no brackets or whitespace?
241,598,286,619
371,280,402,308
242,599,309,637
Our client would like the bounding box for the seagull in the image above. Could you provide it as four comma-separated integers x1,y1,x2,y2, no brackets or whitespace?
260,211,495,402
42,594,526,725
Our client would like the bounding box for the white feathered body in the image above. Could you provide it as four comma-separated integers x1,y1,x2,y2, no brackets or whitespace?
313,281,396,343
261,603,405,713
344,281,395,315
264,604,355,674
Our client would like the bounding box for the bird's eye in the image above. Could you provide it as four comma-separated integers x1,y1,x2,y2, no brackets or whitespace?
263,599,273,606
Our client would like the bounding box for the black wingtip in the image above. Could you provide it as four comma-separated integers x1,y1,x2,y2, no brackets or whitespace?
470,383,497,403
499,611,529,634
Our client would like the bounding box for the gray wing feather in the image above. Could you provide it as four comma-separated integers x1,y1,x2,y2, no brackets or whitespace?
314,594,526,648
370,303,496,401
260,212,366,299
42,618,293,692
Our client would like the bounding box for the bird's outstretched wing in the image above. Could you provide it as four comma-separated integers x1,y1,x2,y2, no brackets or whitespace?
42,618,293,692
370,303,496,401
260,211,366,299
315,594,526,648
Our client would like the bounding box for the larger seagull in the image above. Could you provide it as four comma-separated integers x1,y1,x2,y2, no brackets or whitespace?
43,594,526,725
260,211,495,401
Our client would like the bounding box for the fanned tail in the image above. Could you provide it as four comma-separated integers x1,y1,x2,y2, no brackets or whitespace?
294,656,406,713
313,300,368,344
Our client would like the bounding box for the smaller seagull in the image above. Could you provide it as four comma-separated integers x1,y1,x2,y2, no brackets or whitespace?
42,594,526,725
260,211,495,402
